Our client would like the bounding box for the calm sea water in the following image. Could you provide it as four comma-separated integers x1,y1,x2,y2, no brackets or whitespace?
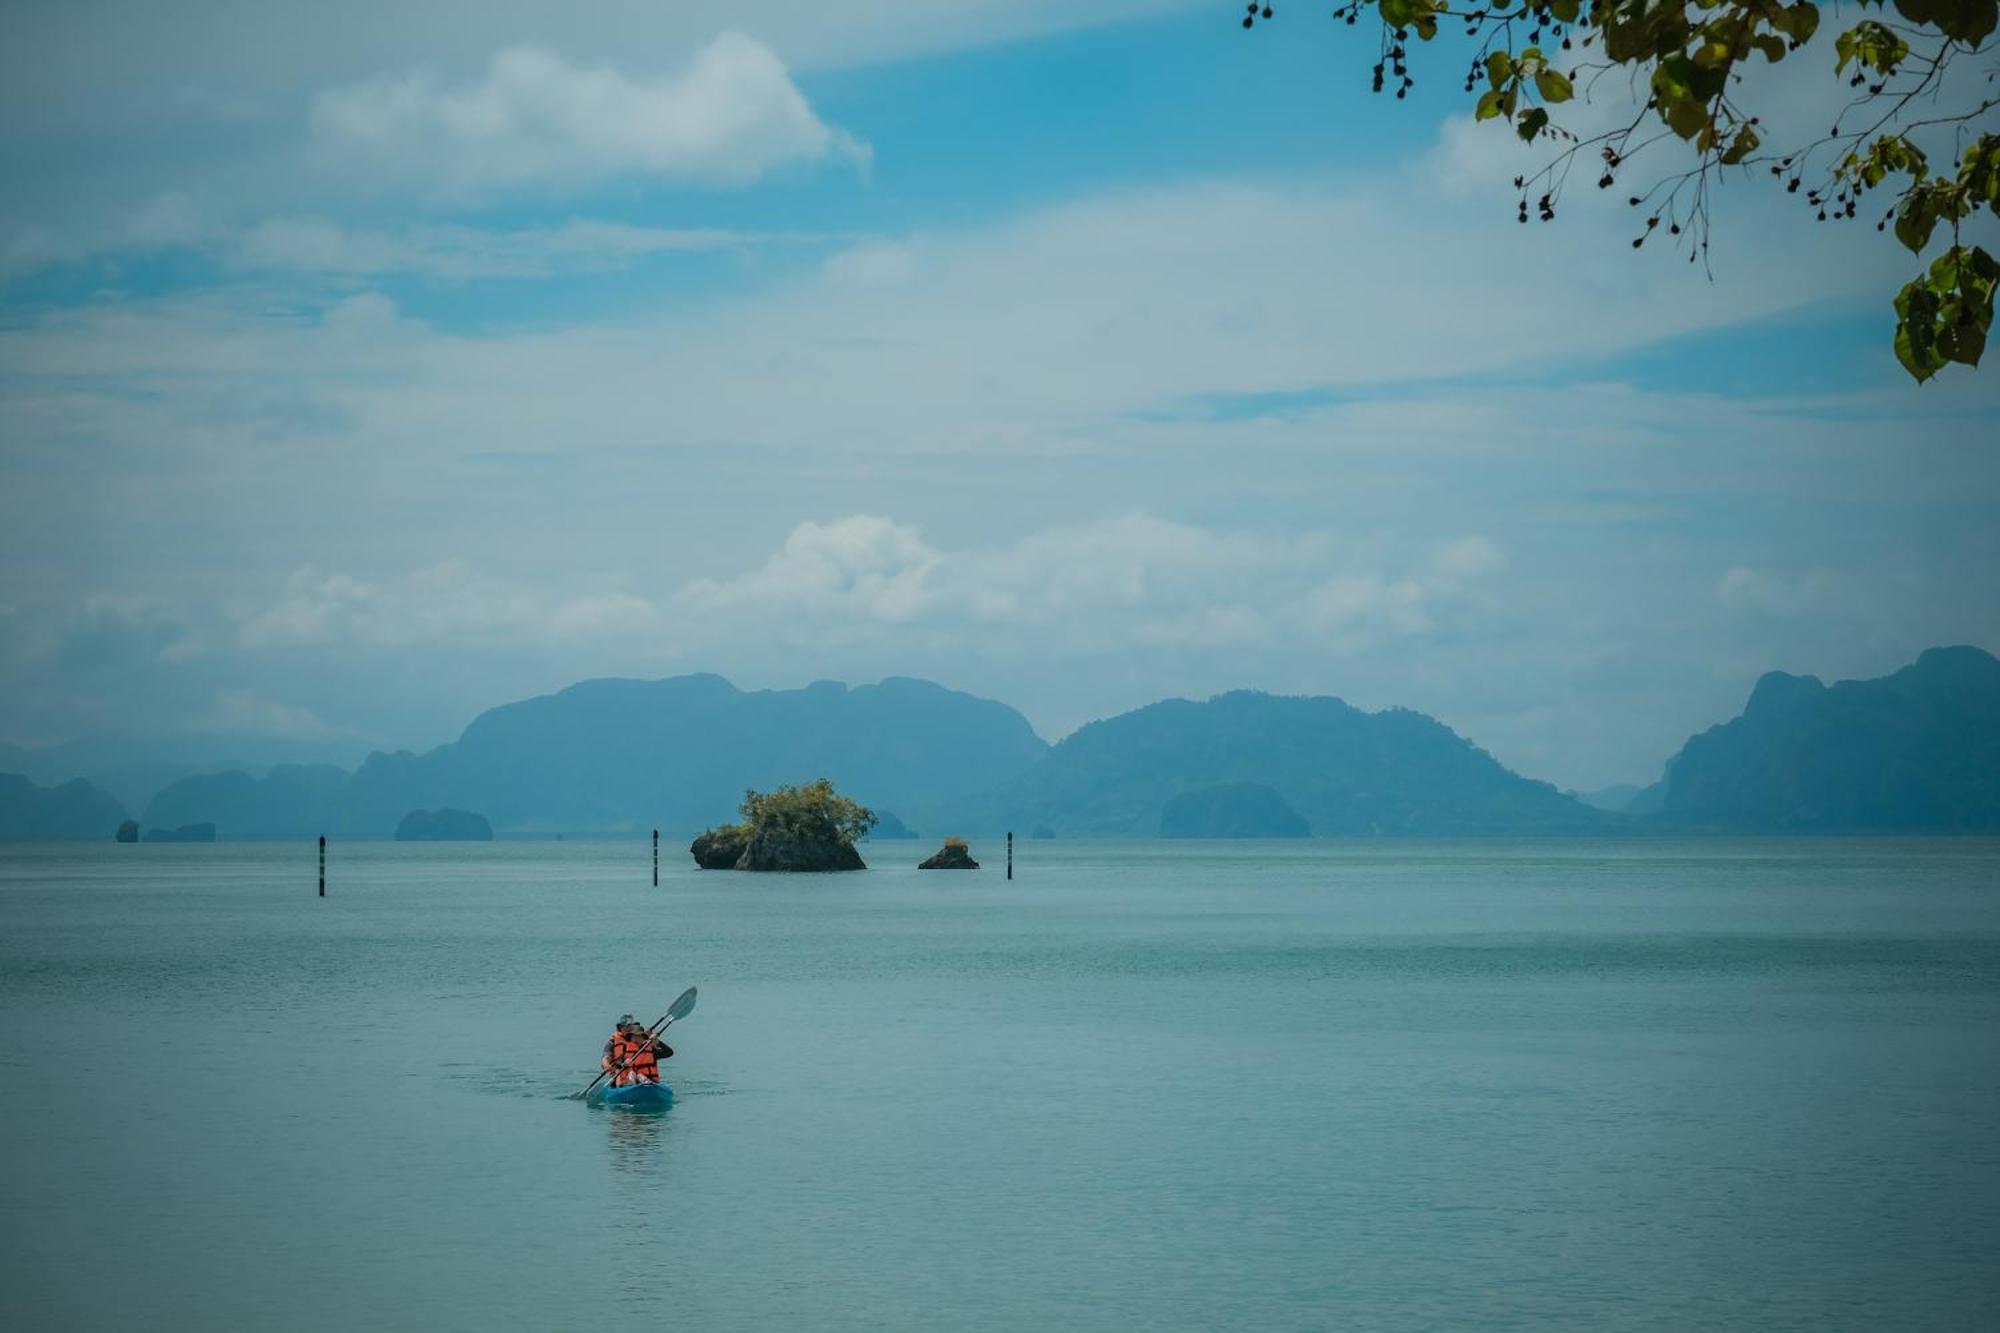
2,838,1996,1331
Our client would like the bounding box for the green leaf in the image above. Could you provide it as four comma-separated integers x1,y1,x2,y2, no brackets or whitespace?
1535,68,1574,103
1837,21,1911,74
1938,316,1987,366
1517,107,1550,142
1720,126,1760,166
1892,245,1995,380
1476,88,1507,121
1663,96,1711,141
1485,50,1513,91
1774,3,1822,44
1895,193,1940,253
1380,0,1419,29
1892,0,1998,46
1895,321,1942,382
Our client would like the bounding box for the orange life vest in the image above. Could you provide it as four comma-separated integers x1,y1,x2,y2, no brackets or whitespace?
604,1030,661,1086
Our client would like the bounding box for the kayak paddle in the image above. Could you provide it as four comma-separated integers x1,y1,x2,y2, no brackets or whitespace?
569,985,697,1100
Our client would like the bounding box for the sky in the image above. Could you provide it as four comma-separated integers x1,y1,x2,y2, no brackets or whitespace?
2,1,1997,792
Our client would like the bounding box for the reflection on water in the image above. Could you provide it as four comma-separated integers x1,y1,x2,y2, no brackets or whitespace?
600,1096,674,1180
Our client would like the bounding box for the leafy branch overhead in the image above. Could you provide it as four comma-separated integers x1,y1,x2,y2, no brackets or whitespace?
1240,1,1999,381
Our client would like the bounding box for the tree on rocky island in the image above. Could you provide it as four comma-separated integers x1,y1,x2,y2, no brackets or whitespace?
919,836,981,870
690,779,877,872
1240,1,1999,381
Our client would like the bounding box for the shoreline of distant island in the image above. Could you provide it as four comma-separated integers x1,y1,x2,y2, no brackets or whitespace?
3,645,1997,842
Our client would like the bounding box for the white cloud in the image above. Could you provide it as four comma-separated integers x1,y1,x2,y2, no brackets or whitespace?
1433,535,1506,581
308,35,868,194
232,216,809,278
945,514,1328,630
678,516,938,627
226,513,1506,664
239,563,671,651
2,210,812,283
1717,566,1778,612
0,191,204,277
3,1,1198,141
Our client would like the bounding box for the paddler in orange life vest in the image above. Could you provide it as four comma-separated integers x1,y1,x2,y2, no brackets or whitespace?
602,1014,673,1087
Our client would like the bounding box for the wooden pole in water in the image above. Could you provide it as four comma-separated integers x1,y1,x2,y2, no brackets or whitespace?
318,835,326,897
1007,831,1013,881
653,828,659,887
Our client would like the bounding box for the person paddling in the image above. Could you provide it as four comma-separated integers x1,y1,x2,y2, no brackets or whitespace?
602,1013,673,1087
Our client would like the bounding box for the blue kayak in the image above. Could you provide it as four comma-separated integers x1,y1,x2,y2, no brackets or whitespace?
588,1080,673,1108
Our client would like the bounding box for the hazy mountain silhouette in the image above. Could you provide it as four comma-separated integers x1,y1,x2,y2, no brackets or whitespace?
335,675,1049,836
944,690,1606,837
1653,645,2000,831
0,773,128,840
141,764,350,840
1571,783,1645,813
26,649,1999,840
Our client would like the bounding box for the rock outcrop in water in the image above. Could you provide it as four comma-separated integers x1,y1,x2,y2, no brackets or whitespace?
692,779,873,872
918,837,979,869
1159,782,1309,838
690,825,750,869
738,824,867,872
115,819,139,843
394,808,493,841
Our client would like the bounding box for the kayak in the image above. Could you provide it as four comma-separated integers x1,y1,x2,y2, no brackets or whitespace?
588,1080,673,1108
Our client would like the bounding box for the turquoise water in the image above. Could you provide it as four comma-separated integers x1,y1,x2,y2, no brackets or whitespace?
2,839,1997,1331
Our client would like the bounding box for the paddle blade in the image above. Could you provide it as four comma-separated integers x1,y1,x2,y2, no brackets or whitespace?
667,985,698,1022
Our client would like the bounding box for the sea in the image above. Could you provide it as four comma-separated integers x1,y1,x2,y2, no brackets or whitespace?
1,838,1996,1331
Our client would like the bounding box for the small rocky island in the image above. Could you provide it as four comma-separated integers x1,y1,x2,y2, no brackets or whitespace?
691,779,875,872
1159,782,1309,838
395,808,494,841
918,837,979,870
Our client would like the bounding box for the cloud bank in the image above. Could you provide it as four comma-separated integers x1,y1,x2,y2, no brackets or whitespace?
309,35,868,193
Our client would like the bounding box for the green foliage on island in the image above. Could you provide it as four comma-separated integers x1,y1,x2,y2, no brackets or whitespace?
693,779,876,871
919,835,979,869
741,779,878,845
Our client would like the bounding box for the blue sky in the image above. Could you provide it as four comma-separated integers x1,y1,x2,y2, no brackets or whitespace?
2,0,1997,791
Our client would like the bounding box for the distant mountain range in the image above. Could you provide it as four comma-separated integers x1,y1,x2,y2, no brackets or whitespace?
4,645,1997,840
0,773,127,841
1646,645,2000,831
943,691,1605,836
